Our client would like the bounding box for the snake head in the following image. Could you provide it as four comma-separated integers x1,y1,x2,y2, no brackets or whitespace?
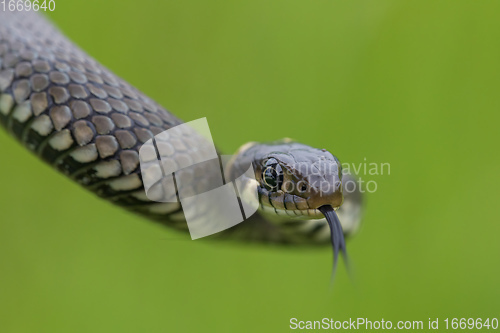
228,141,344,218
259,150,343,210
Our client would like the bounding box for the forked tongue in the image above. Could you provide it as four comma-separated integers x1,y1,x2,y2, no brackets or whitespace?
318,205,348,286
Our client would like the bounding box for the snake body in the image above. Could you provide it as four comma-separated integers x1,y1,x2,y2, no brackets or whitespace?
0,11,362,250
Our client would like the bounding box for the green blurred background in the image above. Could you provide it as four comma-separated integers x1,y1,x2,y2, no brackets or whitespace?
1,0,499,332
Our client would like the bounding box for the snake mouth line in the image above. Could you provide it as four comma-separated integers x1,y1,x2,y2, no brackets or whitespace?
260,204,325,218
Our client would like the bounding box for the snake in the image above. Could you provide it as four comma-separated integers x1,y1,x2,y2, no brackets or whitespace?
0,11,363,274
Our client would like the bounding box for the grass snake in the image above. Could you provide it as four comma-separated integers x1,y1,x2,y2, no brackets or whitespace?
0,11,363,274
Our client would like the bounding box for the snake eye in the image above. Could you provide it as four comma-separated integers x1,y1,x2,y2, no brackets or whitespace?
263,167,278,188
262,158,283,190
